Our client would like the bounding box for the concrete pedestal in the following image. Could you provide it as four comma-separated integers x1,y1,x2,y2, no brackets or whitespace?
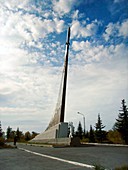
30,122,68,142
30,122,81,146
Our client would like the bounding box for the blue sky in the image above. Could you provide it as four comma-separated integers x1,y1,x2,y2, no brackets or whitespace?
0,0,128,133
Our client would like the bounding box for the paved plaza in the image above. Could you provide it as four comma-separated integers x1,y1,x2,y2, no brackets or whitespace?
0,144,128,170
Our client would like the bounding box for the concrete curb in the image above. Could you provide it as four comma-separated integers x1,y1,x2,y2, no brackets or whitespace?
18,142,128,148
82,142,128,147
18,142,53,148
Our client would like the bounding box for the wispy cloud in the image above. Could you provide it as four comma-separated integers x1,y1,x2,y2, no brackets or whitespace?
71,19,101,39
103,19,128,41
52,0,76,16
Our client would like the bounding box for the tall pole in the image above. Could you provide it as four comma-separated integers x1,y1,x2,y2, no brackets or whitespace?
60,27,70,122
77,112,86,135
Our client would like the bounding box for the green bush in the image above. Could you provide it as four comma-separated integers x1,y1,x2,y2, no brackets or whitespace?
0,137,5,146
107,130,124,144
81,137,89,143
93,164,128,170
93,164,105,170
115,165,128,170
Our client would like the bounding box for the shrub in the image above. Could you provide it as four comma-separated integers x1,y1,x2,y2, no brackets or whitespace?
115,165,128,170
93,164,105,170
107,130,124,144
0,137,5,146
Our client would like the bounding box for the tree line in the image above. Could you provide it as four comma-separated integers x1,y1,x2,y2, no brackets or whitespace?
75,99,128,144
0,124,39,143
0,99,128,144
6,127,39,142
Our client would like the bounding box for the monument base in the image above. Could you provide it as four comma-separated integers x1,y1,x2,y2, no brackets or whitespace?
30,122,81,146
29,137,81,147
30,122,68,142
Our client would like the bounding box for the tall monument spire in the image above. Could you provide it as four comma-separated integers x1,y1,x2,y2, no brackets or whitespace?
60,27,70,122
43,27,71,130
31,28,72,143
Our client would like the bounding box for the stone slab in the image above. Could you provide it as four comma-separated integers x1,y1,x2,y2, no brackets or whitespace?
30,122,68,141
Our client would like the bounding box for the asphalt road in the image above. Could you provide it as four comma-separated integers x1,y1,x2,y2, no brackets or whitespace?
0,144,128,170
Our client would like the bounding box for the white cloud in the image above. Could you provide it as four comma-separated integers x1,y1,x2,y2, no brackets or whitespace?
0,10,38,42
72,39,128,65
103,22,118,41
72,40,107,62
53,0,76,15
0,1,65,47
72,40,91,51
119,19,128,37
114,0,125,3
66,42,128,130
103,19,128,41
0,62,63,132
72,10,79,19
71,19,99,39
54,18,65,33
0,2,65,132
